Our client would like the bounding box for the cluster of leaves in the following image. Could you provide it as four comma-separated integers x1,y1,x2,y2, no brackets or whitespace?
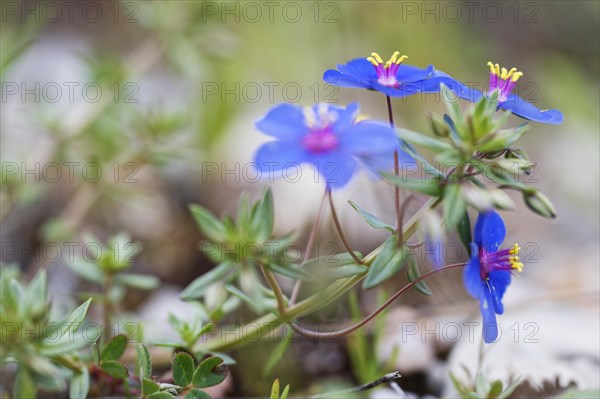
451,372,521,399
0,267,92,398
137,345,227,399
389,86,557,224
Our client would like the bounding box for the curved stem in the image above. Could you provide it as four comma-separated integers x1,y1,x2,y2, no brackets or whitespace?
290,262,465,339
290,189,328,305
259,265,286,314
397,194,415,246
328,190,364,265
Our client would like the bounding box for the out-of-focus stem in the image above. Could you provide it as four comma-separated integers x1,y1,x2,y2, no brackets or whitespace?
328,190,364,265
259,265,286,314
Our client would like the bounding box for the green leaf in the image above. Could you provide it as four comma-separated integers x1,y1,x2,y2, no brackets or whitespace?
314,263,369,280
141,378,160,396
477,124,529,153
173,352,195,387
148,392,174,399
407,255,432,296
443,184,466,230
39,335,90,356
382,172,443,196
185,388,212,399
552,389,600,399
263,328,293,376
457,212,472,254
137,343,152,379
189,204,227,242
271,379,281,399
58,298,93,338
114,273,159,290
267,263,311,281
65,258,104,284
14,366,36,399
101,334,128,362
524,190,557,219
497,377,522,399
250,188,274,241
475,373,491,396
180,263,233,301
397,128,454,152
25,269,47,310
488,380,504,398
192,357,227,388
363,236,408,289
280,384,290,399
69,367,90,399
348,200,395,232
100,360,129,379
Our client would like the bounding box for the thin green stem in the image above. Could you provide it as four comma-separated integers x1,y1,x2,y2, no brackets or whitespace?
259,265,286,314
328,190,364,265
310,371,401,397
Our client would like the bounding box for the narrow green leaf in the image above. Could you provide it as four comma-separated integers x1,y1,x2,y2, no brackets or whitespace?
250,188,274,241
192,357,227,388
407,256,432,296
39,336,90,356
100,360,129,379
348,200,395,232
271,379,281,399
488,380,504,398
267,263,311,281
180,263,233,300
189,204,227,242
69,367,90,399
173,352,195,387
382,172,443,196
114,273,159,290
137,343,152,379
363,237,408,289
457,211,472,255
57,298,93,338
443,184,466,230
475,373,491,396
497,378,522,399
263,328,293,376
397,128,454,152
280,384,290,399
25,269,47,309
14,366,36,399
65,258,104,284
101,334,128,362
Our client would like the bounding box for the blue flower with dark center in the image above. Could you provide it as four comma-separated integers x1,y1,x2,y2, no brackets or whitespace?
444,62,563,124
323,52,454,97
463,210,524,343
253,103,414,189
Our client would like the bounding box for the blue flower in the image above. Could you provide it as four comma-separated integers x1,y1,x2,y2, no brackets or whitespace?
443,62,563,124
253,103,414,189
463,211,523,343
323,52,454,97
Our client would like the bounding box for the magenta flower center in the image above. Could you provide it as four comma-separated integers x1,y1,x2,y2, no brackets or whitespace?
487,62,523,102
302,128,339,153
367,51,408,88
479,243,523,279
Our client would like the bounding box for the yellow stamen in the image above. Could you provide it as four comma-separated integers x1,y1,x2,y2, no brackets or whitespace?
511,71,523,82
371,52,384,64
487,61,523,81
367,51,408,68
367,57,379,66
509,242,523,272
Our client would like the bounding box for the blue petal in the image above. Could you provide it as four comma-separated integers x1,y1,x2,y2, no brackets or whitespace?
308,152,358,189
404,76,458,94
395,64,434,83
474,211,506,252
369,81,421,98
255,104,307,141
431,70,483,102
323,69,371,89
338,121,397,153
463,248,483,299
336,58,378,82
331,102,360,131
501,94,564,124
480,286,499,343
487,270,511,314
254,141,307,173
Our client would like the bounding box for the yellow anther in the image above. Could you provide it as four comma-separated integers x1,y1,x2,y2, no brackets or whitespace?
487,61,496,74
511,262,524,273
384,60,392,69
389,51,400,63
371,52,384,64
367,57,379,66
500,67,509,80
396,55,408,64
511,71,523,82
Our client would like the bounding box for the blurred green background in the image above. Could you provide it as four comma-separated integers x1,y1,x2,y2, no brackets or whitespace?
1,0,598,396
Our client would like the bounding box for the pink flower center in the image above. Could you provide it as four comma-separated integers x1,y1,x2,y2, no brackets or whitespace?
487,62,523,102
302,128,339,153
479,243,523,279
367,52,408,88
